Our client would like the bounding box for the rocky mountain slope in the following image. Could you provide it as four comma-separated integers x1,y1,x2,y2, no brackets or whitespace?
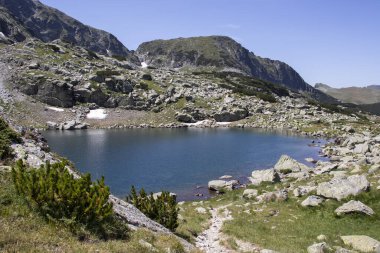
315,83,380,105
136,36,337,103
0,0,138,63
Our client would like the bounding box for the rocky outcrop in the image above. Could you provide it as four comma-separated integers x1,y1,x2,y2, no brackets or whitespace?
213,107,248,122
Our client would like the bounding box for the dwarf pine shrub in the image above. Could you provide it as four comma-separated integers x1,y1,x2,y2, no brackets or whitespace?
0,118,21,160
11,161,114,232
127,186,179,231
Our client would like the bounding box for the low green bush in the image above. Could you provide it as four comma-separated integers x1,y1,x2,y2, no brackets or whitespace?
127,186,178,231
111,55,127,61
11,161,125,238
96,70,121,78
0,118,21,160
86,49,99,59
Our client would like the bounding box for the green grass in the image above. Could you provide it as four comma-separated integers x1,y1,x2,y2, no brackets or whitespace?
176,172,380,253
144,80,164,93
222,189,380,253
176,202,211,242
0,171,190,253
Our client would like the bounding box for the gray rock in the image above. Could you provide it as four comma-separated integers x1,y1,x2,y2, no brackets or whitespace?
301,195,325,207
62,120,76,130
307,242,329,253
335,200,375,216
334,247,356,253
293,186,316,197
152,192,177,200
316,175,370,201
249,169,280,185
353,143,370,154
195,207,207,214
341,235,380,253
208,179,238,191
243,189,258,199
368,164,380,175
46,121,58,129
256,189,288,203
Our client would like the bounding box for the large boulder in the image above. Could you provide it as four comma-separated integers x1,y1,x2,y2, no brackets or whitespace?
353,143,370,154
316,175,370,201
335,200,375,216
249,169,280,185
340,235,380,253
274,155,311,173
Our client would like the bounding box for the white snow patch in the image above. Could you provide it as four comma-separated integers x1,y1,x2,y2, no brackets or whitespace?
87,109,107,119
184,120,213,126
216,122,231,125
141,62,148,68
46,106,64,112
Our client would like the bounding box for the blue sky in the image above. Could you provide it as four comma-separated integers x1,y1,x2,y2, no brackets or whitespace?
40,0,380,88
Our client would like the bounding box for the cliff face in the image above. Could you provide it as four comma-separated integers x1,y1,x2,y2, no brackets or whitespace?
0,0,138,62
137,36,316,93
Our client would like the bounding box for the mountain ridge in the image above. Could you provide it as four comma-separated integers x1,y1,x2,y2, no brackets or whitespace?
0,0,138,63
315,83,380,105
136,36,337,103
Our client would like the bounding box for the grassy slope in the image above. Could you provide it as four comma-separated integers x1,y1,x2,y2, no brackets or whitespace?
178,174,380,253
0,171,190,253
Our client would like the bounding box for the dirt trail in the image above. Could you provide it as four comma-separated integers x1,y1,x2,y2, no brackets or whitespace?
195,205,235,253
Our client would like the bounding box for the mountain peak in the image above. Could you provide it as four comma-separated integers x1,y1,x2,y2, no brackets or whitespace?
137,36,319,94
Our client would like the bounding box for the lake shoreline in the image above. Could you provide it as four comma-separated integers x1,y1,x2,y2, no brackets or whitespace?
42,127,327,202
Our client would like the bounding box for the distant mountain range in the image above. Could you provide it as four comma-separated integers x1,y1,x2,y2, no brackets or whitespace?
0,0,337,104
315,83,380,105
